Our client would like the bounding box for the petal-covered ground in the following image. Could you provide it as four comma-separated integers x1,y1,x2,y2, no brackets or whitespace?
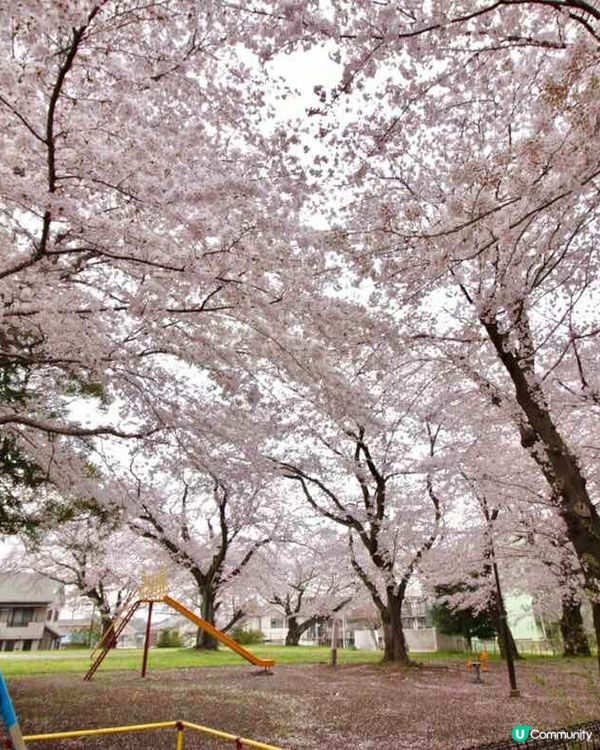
7,659,600,750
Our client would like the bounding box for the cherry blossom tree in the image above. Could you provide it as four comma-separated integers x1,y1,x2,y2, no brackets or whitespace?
123,426,275,649
266,0,600,668
258,532,356,646
21,514,154,638
0,0,302,526
250,299,448,663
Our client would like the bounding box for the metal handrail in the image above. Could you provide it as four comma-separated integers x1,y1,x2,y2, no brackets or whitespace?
17,718,284,750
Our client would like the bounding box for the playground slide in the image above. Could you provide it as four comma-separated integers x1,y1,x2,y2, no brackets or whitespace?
162,595,275,669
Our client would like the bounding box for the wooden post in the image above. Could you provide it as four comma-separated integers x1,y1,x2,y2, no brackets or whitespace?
141,601,153,678
330,618,338,666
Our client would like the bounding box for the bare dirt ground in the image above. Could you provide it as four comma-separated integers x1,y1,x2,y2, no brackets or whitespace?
7,659,600,750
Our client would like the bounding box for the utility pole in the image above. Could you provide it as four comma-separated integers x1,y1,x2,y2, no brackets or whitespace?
490,551,519,696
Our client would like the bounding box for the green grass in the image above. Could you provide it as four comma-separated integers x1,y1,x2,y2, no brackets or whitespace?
1,645,592,679
0,645,384,677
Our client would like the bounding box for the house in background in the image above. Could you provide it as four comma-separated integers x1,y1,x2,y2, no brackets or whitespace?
349,598,464,653
56,615,99,646
239,593,552,654
152,614,197,647
354,594,553,655
237,597,461,650
240,601,319,645
0,573,65,652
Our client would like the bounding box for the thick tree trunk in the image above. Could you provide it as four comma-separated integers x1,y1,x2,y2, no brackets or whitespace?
195,589,218,650
381,592,410,664
560,594,591,656
483,317,600,669
99,603,116,649
285,617,302,646
100,614,113,636
592,603,600,669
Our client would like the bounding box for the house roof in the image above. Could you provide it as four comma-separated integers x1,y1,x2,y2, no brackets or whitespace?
0,573,64,605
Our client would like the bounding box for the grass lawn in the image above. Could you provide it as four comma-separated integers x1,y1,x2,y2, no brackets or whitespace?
0,645,388,677
0,644,573,678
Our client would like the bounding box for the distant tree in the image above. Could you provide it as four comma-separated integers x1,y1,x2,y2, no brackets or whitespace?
259,535,355,647
127,438,273,651
22,514,151,641
229,627,264,645
431,585,496,652
157,628,182,648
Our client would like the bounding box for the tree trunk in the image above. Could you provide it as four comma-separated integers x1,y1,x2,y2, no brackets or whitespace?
99,603,116,649
195,588,218,650
285,617,302,646
381,592,410,664
483,317,600,669
592,602,600,668
560,594,591,656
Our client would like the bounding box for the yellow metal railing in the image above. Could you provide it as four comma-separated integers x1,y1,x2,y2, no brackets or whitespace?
20,719,284,750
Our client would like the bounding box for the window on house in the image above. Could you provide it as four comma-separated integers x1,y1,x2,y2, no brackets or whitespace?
9,608,34,627
47,609,53,620
270,618,285,629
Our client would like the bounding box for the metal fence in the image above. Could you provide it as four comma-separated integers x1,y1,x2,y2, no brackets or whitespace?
461,720,600,750
5,720,284,750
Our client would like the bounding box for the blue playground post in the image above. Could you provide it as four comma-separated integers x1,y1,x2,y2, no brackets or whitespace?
0,672,26,749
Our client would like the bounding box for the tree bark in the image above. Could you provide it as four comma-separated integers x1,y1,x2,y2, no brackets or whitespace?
482,316,600,669
195,588,218,650
560,594,591,656
94,596,117,649
592,603,600,665
381,592,410,664
285,617,302,646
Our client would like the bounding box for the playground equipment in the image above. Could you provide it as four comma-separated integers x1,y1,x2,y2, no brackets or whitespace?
466,651,490,684
0,673,26,750
85,572,275,680
12,719,284,749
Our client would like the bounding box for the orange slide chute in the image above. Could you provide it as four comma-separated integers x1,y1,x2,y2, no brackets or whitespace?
162,595,275,670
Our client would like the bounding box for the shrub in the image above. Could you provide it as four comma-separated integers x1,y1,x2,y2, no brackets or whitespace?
157,628,182,648
229,627,264,645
